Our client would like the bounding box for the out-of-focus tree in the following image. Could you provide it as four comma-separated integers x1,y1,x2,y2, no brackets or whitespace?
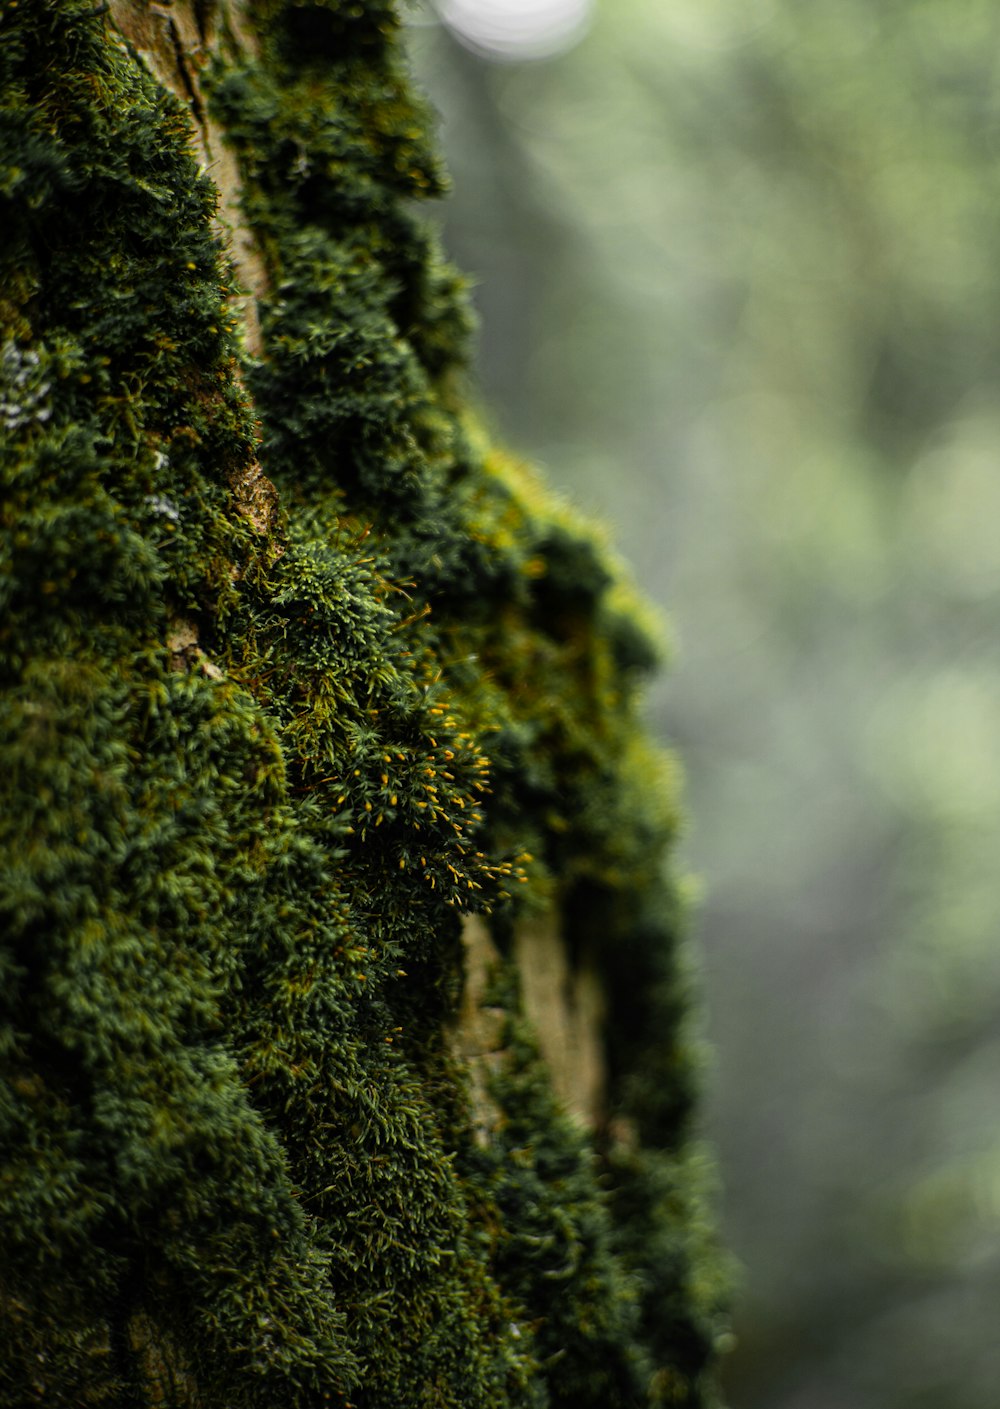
408,3,1000,1406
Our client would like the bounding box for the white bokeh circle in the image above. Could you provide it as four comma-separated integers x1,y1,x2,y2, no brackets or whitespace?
435,0,594,60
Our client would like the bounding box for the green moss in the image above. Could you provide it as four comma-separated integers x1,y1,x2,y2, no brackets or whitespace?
1,0,728,1404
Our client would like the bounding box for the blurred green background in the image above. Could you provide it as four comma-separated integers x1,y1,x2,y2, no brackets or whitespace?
405,2,1000,1406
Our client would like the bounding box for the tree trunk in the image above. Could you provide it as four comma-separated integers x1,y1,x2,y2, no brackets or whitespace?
0,2,727,1405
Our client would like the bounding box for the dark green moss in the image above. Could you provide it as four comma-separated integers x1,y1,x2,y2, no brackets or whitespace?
1,0,728,1404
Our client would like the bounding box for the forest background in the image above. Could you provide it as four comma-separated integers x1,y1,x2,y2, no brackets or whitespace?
407,3,1000,1408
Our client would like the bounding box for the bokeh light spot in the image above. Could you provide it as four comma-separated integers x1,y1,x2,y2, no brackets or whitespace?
435,0,593,60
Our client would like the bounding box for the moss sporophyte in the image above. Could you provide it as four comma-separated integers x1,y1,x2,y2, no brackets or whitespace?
0,1,729,1405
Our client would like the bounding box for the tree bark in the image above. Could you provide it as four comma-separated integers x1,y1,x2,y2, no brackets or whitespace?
0,2,727,1406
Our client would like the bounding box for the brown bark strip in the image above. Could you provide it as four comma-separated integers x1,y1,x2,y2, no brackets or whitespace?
108,1,279,547
457,914,607,1139
513,919,606,1129
454,916,507,1147
107,0,268,359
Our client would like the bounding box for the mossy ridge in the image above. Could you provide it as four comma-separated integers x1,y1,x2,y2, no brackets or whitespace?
0,3,530,1404
204,1,684,903
0,4,375,1402
206,1,728,1404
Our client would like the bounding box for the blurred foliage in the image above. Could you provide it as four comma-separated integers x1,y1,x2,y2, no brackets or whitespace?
407,3,1000,1406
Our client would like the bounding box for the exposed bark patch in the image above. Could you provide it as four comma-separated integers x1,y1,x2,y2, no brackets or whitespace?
456,914,607,1137
454,916,507,1147
168,616,224,678
514,918,606,1129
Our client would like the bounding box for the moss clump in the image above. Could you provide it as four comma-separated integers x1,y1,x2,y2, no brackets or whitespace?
1,1,728,1405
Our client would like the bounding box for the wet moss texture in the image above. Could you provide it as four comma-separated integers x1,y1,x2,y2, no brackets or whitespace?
0,1,728,1405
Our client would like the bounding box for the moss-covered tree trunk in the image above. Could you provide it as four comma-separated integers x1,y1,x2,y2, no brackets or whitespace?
0,2,727,1405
